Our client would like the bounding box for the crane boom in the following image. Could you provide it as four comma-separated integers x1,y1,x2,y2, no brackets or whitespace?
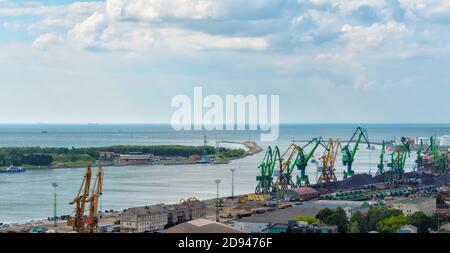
86,165,104,233
255,146,279,194
317,139,341,185
342,127,372,178
69,165,92,232
273,144,300,191
377,141,385,175
387,137,411,179
293,137,328,187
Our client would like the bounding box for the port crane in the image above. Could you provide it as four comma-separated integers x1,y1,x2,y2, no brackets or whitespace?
255,146,279,194
414,139,424,172
426,136,448,173
376,141,385,175
293,137,328,187
273,144,301,191
342,127,373,179
387,137,411,179
69,165,104,233
317,139,341,186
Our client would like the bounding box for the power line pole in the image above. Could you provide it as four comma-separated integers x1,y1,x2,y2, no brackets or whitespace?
215,179,221,222
52,182,58,227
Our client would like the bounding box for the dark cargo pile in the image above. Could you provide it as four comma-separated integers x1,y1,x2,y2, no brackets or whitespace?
336,173,376,189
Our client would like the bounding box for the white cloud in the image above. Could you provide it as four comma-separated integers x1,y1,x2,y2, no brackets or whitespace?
0,2,103,16
32,32,63,49
67,12,108,47
308,0,385,13
106,0,221,21
340,21,413,48
399,0,450,19
353,75,374,91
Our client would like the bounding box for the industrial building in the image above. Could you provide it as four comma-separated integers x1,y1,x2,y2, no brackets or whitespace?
120,198,207,232
390,197,436,216
182,198,207,220
119,154,155,165
120,205,168,233
276,187,319,201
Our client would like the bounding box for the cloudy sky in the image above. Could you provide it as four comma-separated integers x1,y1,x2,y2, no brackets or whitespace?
0,0,449,124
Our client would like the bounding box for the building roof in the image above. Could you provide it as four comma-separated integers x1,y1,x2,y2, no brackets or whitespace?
278,187,318,196
182,199,206,209
119,154,153,160
164,219,243,233
237,206,321,224
125,205,167,217
310,200,372,209
392,197,435,205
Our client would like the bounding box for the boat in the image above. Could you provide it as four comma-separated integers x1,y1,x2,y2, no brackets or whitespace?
0,166,26,173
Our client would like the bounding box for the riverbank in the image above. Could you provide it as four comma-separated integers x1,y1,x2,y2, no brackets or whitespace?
0,142,258,170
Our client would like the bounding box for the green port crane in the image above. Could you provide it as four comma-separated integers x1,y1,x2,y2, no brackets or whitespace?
255,146,280,194
342,127,373,179
376,140,385,175
273,144,301,191
415,139,424,172
387,137,411,179
293,137,328,187
427,136,448,173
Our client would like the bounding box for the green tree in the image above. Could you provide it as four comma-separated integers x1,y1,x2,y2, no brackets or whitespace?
315,208,334,222
316,208,349,233
367,206,403,231
326,208,349,233
350,221,360,233
408,211,432,233
350,210,368,233
377,215,408,233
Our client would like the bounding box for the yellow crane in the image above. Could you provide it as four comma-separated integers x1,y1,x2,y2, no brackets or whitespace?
273,144,301,191
318,139,341,185
68,165,104,233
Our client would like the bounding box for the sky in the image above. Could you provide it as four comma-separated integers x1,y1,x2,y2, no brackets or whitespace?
0,0,449,124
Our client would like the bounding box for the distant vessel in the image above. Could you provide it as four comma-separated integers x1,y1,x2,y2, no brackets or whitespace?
0,166,26,174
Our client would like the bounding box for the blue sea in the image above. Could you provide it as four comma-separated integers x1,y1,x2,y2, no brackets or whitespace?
0,124,449,223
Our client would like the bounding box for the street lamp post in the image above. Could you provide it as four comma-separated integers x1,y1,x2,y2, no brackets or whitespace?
230,168,236,198
52,182,58,227
214,179,221,222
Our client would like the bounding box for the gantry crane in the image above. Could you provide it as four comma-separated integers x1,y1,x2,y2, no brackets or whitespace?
255,146,279,194
293,137,328,187
317,139,341,185
377,141,386,175
273,144,301,191
387,137,411,179
342,127,373,179
69,165,104,233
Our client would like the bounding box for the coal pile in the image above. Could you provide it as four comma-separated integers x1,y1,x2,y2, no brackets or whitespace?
433,174,450,186
336,173,376,189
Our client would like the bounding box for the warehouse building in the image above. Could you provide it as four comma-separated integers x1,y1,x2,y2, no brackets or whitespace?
119,154,155,165
276,187,319,201
182,198,207,220
120,205,168,233
391,197,436,216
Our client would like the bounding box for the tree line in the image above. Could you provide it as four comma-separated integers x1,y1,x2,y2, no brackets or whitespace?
0,145,246,166
306,206,447,233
